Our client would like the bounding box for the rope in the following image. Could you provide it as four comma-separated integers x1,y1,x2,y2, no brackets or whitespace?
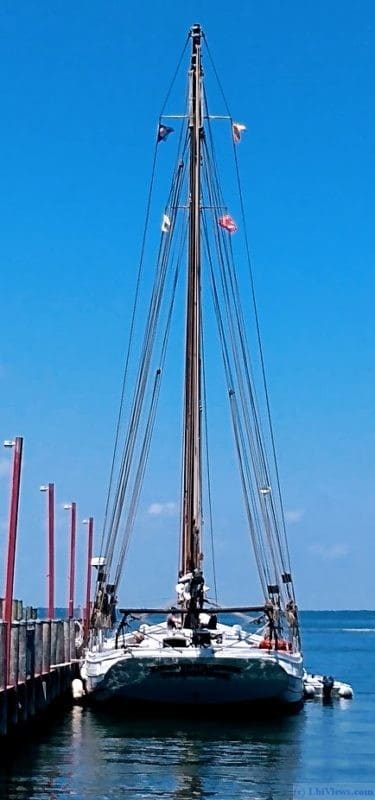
160,35,190,117
114,218,188,590
203,36,295,599
232,142,295,589
99,138,160,559
201,325,218,603
104,156,187,577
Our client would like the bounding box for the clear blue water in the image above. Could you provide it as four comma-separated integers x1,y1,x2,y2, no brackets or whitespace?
0,611,374,799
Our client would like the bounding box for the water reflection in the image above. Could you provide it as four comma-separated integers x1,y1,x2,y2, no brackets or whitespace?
0,704,305,799
0,707,73,800
88,705,304,799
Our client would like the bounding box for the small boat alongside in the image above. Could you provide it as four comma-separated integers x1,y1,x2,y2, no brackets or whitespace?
303,671,353,701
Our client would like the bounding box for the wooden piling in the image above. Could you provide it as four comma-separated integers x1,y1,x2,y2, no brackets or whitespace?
26,624,35,678
63,621,71,663
18,622,27,683
42,621,51,674
34,621,43,676
0,624,7,691
51,621,58,667
0,614,80,738
56,621,64,666
0,690,7,736
70,619,76,661
9,623,19,687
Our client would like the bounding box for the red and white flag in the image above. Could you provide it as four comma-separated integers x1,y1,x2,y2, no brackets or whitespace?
232,122,246,143
218,214,238,233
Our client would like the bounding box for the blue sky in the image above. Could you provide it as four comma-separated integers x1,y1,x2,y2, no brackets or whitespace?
0,1,374,610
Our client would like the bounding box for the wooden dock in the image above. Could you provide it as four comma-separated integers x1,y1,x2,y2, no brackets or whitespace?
0,435,91,737
0,615,80,737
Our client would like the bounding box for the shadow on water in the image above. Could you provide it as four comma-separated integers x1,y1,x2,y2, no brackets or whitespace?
0,704,306,799
92,700,304,740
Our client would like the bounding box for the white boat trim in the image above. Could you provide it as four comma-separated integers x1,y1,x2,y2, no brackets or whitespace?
82,621,304,709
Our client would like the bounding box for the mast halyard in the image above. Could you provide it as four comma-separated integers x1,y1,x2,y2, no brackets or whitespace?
180,24,204,589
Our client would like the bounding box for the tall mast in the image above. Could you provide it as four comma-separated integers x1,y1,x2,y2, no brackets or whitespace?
181,24,203,578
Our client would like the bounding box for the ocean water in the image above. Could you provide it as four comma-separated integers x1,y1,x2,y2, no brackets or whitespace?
0,610,374,800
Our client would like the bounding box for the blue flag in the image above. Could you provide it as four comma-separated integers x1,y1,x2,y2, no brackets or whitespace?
157,124,174,143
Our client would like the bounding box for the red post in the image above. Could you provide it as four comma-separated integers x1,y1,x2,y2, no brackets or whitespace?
3,436,23,685
68,502,76,619
84,517,94,640
47,483,55,619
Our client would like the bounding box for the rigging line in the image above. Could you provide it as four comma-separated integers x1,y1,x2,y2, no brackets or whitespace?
164,99,190,218
226,239,288,575
203,38,294,587
104,159,187,576
105,314,170,594
225,234,289,580
231,145,295,584
201,322,218,604
202,218,269,594
229,392,270,595
203,69,277,511
220,224,268,472
202,37,232,118
107,170,188,586
203,150,271,532
107,138,189,540
224,352,274,589
206,47,293,595
203,253,268,590
101,93,189,571
202,135,260,448
152,219,188,582
104,240,170,570
234,398,273,592
99,136,160,560
258,494,280,586
201,99,228,221
202,145,267,494
113,370,161,589
105,178,185,575
207,211,262,484
160,35,190,117
203,51,293,602
202,178,275,593
114,226,186,590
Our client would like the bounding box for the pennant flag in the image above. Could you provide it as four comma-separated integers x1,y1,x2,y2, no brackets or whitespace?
161,213,171,233
232,122,246,143
218,214,238,233
157,124,174,143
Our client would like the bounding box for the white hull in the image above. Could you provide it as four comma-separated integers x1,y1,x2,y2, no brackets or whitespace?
81,622,304,711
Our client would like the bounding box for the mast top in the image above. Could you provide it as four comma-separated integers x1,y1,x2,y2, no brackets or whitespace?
190,23,203,43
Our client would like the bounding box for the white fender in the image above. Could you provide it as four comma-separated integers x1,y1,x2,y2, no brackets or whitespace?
72,678,85,699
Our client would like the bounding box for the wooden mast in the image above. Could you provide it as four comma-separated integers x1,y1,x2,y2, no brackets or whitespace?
180,24,203,579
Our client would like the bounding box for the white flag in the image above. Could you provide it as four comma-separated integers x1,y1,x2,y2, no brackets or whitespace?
232,122,247,143
161,214,171,233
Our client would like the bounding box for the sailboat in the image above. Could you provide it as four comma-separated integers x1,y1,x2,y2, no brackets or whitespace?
80,24,304,712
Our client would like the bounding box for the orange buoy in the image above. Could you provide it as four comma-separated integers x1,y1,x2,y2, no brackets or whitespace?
259,638,291,651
